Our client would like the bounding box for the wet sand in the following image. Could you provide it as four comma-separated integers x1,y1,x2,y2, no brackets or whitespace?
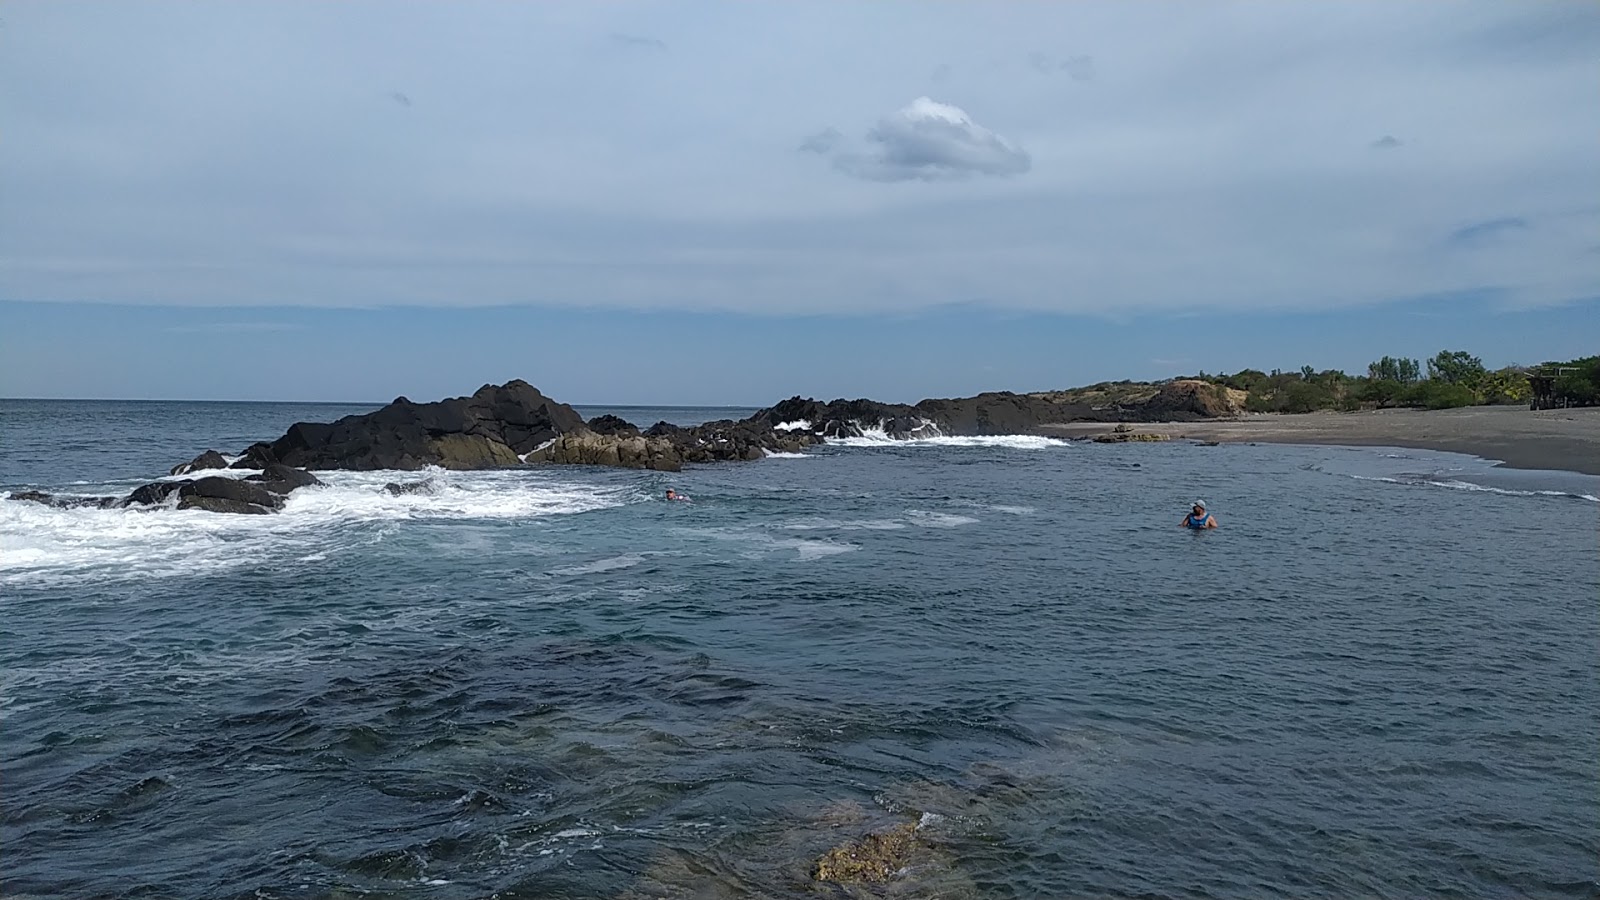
1043,406,1600,475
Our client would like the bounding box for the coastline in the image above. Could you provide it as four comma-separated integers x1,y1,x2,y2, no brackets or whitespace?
1042,406,1600,476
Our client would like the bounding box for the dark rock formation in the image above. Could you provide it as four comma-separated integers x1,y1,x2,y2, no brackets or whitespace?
528,433,684,471
383,480,435,496
230,442,277,470
177,495,274,514
244,464,323,495
585,414,639,436
257,380,582,471
7,490,120,509
170,450,229,476
178,476,285,512
124,481,187,507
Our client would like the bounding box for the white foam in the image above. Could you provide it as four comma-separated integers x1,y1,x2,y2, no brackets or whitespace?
906,510,979,528
762,450,810,459
1351,475,1600,502
549,553,646,576
774,419,812,432
829,426,1067,451
0,468,635,587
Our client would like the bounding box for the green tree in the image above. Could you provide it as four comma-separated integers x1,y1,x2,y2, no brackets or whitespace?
1427,350,1487,388
1367,356,1420,384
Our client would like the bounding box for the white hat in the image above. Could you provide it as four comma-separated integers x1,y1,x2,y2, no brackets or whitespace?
1193,500,1206,508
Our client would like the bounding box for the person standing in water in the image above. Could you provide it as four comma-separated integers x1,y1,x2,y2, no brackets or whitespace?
1182,501,1217,529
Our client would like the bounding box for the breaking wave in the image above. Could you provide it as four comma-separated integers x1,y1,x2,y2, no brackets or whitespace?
1350,474,1600,503
827,423,1068,451
0,468,637,586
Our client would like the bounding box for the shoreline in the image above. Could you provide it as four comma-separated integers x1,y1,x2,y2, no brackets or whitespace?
1041,406,1600,476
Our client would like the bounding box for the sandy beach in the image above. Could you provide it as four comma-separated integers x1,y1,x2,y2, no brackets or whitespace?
1043,406,1600,475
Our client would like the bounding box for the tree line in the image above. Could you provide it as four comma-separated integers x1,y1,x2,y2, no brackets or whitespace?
1191,351,1600,414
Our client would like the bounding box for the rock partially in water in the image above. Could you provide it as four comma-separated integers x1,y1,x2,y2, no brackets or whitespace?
7,490,121,509
176,476,286,513
256,380,581,471
812,821,920,884
528,432,684,472
176,495,274,515
170,449,228,476
243,463,323,495
123,481,188,507
382,480,435,496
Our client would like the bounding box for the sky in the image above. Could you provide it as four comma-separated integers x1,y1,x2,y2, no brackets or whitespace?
1,1,1596,404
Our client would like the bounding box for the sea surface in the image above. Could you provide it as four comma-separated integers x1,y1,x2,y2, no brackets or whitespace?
2,399,1597,899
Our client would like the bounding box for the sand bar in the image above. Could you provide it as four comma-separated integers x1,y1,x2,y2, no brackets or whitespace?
1042,406,1600,475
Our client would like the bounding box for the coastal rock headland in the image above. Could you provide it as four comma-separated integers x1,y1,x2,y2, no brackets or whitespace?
119,377,1239,513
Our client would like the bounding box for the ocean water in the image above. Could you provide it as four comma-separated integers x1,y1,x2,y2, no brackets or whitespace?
2,399,1597,899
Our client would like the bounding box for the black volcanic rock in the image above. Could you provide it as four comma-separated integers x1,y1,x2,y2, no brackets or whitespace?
177,495,274,514
171,450,229,476
244,464,323,495
124,481,188,507
586,414,639,436
8,490,120,509
257,380,583,471
178,476,285,512
231,442,278,470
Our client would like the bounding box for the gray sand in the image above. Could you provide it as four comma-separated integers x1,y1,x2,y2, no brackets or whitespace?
1043,406,1600,475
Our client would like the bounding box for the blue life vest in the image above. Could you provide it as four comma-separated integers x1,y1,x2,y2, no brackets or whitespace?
1185,512,1211,529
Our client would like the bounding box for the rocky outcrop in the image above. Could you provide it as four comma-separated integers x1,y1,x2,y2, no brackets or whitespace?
122,466,322,514
243,380,582,471
177,476,285,513
585,414,639,436
170,450,229,476
124,481,187,507
244,463,323,495
529,432,683,471
8,490,121,509
382,480,435,496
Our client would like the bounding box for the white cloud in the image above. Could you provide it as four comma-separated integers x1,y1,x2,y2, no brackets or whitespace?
825,97,1032,182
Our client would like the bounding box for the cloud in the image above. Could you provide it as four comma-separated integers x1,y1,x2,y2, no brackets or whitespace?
609,32,666,51
798,127,842,154
824,97,1031,182
1370,134,1401,149
1449,216,1530,245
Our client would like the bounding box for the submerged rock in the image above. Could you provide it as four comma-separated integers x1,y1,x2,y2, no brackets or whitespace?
7,490,120,509
382,480,434,496
170,449,228,476
812,821,920,884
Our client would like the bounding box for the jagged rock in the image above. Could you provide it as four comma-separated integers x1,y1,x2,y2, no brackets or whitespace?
7,491,120,509
256,380,580,471
177,495,273,515
812,822,920,884
244,463,323,495
124,481,188,507
178,476,285,511
170,450,229,476
586,414,639,436
529,432,684,472
382,480,434,496
230,442,277,470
